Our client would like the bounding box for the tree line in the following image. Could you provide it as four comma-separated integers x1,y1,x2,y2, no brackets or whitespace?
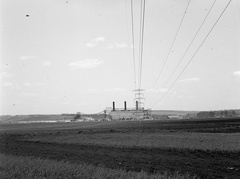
196,110,237,118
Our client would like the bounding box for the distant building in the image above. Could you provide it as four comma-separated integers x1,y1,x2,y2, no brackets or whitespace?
109,110,152,120
168,115,181,119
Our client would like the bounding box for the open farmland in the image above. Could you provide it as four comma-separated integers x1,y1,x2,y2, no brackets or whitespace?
1,118,240,178
25,131,240,151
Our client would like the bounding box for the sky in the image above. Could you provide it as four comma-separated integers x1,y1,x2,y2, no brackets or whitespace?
0,0,240,115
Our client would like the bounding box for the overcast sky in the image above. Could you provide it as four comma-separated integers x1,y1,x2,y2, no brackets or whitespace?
1,0,240,115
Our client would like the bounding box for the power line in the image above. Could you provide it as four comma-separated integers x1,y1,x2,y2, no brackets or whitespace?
150,0,232,108
130,0,137,90
138,0,143,88
130,0,146,108
151,0,192,89
160,0,217,91
125,0,134,87
145,0,191,100
139,0,146,89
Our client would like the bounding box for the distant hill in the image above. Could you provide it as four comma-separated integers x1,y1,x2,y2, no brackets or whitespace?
0,115,64,123
1,109,239,123
151,110,198,116
0,115,30,123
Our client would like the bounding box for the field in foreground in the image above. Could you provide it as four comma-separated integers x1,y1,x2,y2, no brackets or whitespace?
0,154,195,179
0,118,240,178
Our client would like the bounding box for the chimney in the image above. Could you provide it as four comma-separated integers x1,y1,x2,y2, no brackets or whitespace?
113,101,115,111
124,101,127,110
136,101,138,110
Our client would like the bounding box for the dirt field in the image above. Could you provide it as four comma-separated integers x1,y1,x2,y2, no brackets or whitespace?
1,118,240,178
25,131,240,151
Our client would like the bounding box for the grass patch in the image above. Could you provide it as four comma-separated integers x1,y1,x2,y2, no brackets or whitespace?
1,119,240,178
0,154,197,179
27,132,240,151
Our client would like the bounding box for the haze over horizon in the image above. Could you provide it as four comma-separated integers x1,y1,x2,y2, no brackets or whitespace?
1,0,240,115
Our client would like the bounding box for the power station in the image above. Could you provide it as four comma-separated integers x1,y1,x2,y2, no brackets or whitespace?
106,100,152,120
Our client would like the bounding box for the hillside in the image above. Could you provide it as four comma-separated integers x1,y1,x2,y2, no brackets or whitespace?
1,109,239,123
0,115,64,123
151,110,198,116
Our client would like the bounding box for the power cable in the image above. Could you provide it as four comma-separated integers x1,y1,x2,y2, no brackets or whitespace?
151,0,192,89
130,0,137,90
138,0,143,88
139,0,146,89
150,0,232,108
125,0,134,89
160,0,217,92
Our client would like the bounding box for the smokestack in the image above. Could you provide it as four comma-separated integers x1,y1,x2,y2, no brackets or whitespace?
124,101,127,110
136,101,138,110
113,101,115,111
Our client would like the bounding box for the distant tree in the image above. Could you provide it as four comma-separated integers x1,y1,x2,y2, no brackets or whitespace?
104,110,107,119
197,112,208,118
220,111,224,118
224,110,228,117
231,110,237,117
74,113,81,120
209,111,215,118
196,112,203,118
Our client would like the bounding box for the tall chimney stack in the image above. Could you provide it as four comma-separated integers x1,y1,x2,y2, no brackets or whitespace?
113,101,115,111
124,101,127,110
136,101,138,110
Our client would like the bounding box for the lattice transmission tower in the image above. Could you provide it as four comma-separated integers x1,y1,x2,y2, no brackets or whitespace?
133,89,145,110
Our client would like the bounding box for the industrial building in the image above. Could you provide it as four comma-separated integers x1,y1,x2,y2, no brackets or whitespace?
107,101,152,120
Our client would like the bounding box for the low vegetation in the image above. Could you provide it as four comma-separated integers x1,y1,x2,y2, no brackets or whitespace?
0,154,196,179
1,118,240,178
27,131,240,151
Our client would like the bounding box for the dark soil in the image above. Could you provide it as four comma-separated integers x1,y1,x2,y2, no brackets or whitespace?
1,118,240,179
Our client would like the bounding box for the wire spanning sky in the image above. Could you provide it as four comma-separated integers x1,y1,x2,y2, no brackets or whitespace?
1,0,239,115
